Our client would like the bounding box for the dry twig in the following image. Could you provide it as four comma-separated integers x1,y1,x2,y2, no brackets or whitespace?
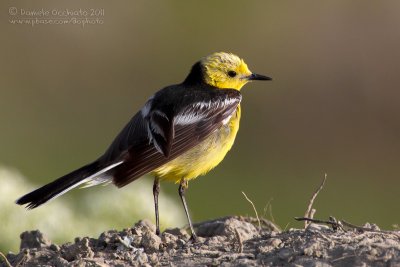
234,228,243,253
242,191,261,229
295,216,400,237
295,217,344,230
303,173,327,228
263,197,275,223
0,251,12,267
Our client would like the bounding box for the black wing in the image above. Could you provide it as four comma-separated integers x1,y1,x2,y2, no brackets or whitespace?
102,85,242,187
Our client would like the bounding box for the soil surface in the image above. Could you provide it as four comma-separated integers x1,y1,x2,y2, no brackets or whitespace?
3,216,400,266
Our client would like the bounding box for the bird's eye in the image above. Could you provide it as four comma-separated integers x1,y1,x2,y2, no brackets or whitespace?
227,70,237,78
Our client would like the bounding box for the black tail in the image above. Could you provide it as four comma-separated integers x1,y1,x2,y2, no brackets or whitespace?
16,160,102,209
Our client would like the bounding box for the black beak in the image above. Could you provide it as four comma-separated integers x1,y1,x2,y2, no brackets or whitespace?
248,73,272,81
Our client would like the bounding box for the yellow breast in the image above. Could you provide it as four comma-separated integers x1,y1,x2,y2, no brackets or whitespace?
152,105,241,183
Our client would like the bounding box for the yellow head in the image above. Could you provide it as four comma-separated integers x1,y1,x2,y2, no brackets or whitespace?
201,52,271,90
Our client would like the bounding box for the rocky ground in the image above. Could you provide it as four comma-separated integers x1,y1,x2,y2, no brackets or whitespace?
2,216,400,266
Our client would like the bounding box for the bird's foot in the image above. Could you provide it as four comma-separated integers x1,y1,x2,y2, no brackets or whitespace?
189,233,198,242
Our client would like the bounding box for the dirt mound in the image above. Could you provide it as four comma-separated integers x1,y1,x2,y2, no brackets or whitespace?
3,216,400,266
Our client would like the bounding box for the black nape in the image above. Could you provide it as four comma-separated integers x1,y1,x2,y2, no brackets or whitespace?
183,61,205,85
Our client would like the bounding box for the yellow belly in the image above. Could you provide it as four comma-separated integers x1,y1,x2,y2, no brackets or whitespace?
152,105,241,183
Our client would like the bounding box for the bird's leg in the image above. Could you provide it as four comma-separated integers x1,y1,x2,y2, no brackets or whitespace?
178,178,198,241
153,177,161,236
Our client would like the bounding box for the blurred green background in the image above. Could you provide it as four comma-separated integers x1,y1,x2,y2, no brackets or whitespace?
1,0,400,250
